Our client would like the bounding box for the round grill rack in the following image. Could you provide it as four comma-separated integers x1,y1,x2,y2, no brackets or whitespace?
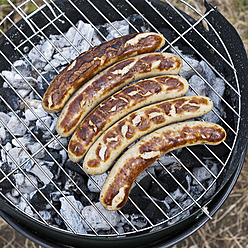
0,0,247,247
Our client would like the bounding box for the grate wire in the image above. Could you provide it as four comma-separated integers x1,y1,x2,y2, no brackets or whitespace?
0,0,241,237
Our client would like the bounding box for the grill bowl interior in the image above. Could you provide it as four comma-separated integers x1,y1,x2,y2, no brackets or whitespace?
0,0,247,247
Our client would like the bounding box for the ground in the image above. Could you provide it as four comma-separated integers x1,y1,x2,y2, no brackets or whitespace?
0,0,247,247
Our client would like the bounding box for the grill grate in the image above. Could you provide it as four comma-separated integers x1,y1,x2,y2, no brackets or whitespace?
0,0,241,237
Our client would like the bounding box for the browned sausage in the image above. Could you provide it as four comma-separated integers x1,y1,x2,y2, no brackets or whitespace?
42,32,165,113
100,121,226,211
56,52,182,137
84,96,213,175
68,75,189,162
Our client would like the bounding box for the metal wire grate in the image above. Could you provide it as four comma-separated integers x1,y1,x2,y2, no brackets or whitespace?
0,0,241,237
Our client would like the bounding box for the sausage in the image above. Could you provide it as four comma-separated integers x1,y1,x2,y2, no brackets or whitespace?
99,121,226,211
42,32,165,113
56,52,182,137
68,75,189,162
83,96,213,175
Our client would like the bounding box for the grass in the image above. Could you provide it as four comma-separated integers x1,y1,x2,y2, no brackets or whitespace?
0,0,248,247
0,0,43,33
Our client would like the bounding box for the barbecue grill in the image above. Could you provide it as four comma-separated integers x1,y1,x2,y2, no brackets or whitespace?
0,0,247,247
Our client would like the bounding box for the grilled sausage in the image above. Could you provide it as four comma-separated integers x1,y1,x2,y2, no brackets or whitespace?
68,75,189,162
56,52,182,137
42,32,165,113
83,96,213,175
100,121,226,211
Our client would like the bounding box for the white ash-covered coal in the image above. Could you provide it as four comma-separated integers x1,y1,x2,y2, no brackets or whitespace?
0,15,228,235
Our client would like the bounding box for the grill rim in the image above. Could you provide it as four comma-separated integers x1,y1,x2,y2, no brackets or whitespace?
0,0,247,246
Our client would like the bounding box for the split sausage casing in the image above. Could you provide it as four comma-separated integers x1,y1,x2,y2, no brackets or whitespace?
84,96,213,175
68,75,189,162
42,32,165,113
56,52,182,137
100,121,226,211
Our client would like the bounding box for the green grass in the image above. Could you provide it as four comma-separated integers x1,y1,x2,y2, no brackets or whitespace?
28,4,37,13
235,0,248,11
0,0,9,4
